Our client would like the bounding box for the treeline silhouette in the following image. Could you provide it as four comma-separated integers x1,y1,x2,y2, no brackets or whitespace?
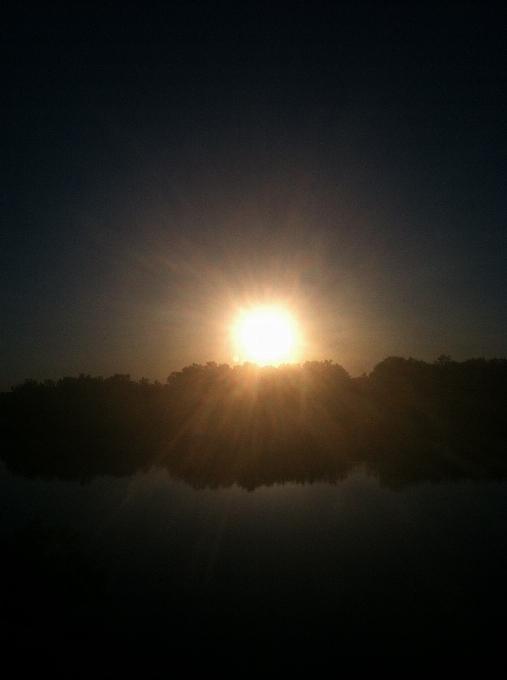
2,356,507,489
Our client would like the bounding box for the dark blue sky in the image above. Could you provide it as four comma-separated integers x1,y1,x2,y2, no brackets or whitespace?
1,3,506,387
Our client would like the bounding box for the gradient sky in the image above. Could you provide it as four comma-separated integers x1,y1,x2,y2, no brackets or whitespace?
1,4,506,388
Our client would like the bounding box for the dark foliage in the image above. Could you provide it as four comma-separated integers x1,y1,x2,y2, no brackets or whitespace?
1,357,507,489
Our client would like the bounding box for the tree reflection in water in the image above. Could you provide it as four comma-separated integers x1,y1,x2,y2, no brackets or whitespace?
3,359,507,672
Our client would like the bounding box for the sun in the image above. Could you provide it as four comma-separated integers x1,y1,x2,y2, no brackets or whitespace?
234,307,297,364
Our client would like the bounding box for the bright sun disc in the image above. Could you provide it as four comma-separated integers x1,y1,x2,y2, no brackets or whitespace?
237,308,295,364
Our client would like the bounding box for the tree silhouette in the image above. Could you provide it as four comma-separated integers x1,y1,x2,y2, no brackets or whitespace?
1,357,507,489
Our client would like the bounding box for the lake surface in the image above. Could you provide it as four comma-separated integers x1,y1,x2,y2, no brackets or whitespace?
2,461,507,675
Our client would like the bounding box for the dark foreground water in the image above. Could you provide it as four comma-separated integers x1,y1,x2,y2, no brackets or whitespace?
2,462,507,676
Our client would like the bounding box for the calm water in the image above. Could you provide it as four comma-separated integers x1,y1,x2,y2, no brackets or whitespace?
2,462,507,675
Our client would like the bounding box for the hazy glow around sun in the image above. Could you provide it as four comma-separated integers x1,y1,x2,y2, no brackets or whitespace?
235,307,297,364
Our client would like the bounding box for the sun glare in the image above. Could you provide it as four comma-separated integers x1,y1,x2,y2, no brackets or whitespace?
235,307,297,364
